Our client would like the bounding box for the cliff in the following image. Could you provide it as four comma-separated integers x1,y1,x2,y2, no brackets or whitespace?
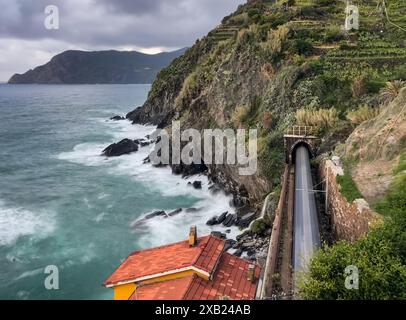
126,0,406,207
8,48,187,84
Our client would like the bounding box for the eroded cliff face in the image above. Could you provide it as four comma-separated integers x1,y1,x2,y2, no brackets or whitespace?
125,3,325,207
126,0,406,207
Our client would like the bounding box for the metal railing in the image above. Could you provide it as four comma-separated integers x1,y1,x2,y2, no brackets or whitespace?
284,126,318,137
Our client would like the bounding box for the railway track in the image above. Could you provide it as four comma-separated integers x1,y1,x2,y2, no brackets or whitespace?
261,146,321,299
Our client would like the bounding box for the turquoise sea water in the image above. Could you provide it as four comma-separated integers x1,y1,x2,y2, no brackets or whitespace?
0,84,237,300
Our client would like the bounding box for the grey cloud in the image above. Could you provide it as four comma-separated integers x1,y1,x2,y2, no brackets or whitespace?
0,0,245,81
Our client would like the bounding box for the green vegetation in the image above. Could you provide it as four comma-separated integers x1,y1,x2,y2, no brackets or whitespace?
346,105,381,125
296,107,339,129
336,173,363,203
251,219,269,235
301,151,406,300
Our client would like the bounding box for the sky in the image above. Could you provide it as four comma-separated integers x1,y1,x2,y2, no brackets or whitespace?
0,0,245,81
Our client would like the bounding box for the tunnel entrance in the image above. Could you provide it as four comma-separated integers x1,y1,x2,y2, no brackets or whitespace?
283,126,319,164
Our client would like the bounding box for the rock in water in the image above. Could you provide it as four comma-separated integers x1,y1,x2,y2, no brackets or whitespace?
145,210,167,219
168,208,182,217
110,115,125,121
188,181,202,189
237,212,256,228
206,216,218,226
217,212,228,224
102,139,139,157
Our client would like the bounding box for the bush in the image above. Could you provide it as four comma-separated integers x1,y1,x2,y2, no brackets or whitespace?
367,79,385,93
232,105,250,127
251,219,268,235
346,105,381,125
351,75,368,98
301,166,406,300
325,25,344,43
292,39,313,56
296,107,339,129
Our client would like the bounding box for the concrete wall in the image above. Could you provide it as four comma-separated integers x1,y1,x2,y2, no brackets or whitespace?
319,158,381,242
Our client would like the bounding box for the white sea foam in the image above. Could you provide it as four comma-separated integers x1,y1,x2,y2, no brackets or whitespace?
57,117,241,248
0,200,55,247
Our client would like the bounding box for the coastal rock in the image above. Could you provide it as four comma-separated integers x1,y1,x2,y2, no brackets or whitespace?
206,216,218,226
110,115,125,121
171,162,208,177
234,249,243,257
145,210,167,219
134,139,151,147
224,239,237,252
236,212,256,228
168,208,182,217
188,181,202,189
223,214,237,227
217,212,228,224
211,231,226,239
102,139,138,157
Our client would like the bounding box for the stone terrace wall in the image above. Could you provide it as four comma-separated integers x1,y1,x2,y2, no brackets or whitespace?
319,157,381,242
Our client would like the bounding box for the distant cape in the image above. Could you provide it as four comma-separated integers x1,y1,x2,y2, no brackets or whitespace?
8,48,187,84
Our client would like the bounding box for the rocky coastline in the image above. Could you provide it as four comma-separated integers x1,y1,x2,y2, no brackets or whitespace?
102,114,272,262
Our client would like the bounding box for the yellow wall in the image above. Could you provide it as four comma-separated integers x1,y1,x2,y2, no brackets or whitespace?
112,269,209,300
114,283,136,300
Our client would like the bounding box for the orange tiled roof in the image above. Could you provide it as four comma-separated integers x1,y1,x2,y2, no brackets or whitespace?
131,276,195,300
104,236,225,286
129,253,260,300
184,253,260,300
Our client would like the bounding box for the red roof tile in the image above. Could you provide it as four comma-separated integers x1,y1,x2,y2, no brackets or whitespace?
129,253,261,300
104,236,225,286
184,253,260,300
130,276,195,300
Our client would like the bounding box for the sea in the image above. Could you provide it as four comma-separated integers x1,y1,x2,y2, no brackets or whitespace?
0,84,238,300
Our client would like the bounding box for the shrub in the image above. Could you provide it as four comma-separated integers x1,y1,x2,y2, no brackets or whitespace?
251,219,268,235
292,39,313,56
325,25,344,43
380,80,405,103
367,79,385,94
296,108,339,129
300,163,406,300
351,75,368,98
346,105,381,125
231,105,250,127
263,111,273,130
175,71,199,108
264,25,290,56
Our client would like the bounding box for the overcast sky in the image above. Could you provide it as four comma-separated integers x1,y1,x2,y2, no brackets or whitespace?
0,0,244,81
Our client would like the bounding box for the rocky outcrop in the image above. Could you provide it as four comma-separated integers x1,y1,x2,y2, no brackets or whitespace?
102,139,139,157
110,115,125,121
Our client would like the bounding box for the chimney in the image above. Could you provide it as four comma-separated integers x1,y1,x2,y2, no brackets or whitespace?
247,264,255,283
189,226,197,247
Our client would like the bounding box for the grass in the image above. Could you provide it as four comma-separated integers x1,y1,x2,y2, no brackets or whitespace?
336,173,363,203
346,105,381,125
296,107,339,129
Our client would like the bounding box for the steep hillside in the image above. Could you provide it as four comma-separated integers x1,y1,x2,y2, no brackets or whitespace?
8,48,187,84
127,0,406,208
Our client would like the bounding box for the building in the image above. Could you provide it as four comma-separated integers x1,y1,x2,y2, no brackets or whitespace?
104,227,261,300
345,2,360,31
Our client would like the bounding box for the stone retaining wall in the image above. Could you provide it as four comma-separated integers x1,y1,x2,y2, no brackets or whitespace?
319,157,381,242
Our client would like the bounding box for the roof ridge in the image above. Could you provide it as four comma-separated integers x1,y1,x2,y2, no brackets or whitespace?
181,274,198,300
191,235,225,268
129,235,211,257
